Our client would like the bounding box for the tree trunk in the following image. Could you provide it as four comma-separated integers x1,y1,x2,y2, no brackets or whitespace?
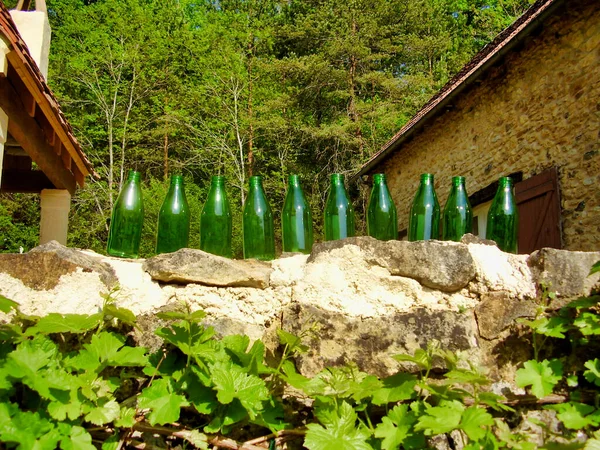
247,36,254,178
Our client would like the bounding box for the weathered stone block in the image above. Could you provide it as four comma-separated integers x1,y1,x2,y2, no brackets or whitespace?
309,237,477,292
528,247,600,306
282,303,480,378
143,248,272,289
475,291,537,340
0,240,117,290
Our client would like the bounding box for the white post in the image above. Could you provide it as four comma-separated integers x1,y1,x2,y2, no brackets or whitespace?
9,10,51,80
0,38,8,189
40,189,71,245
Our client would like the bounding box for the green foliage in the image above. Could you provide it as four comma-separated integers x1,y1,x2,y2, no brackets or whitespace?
1,262,598,448
0,0,533,254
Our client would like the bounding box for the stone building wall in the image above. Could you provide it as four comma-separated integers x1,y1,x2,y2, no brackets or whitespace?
375,0,600,251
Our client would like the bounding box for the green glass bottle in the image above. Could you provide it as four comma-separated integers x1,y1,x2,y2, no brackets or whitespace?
442,176,473,241
243,175,276,260
367,173,398,241
156,175,190,254
200,175,233,258
282,174,314,254
486,176,519,253
408,173,440,241
107,170,144,258
324,173,355,241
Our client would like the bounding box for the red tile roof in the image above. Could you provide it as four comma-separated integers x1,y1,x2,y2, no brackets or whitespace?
0,2,97,184
354,0,563,180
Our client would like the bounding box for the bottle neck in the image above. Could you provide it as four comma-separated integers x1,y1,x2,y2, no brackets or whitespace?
211,175,225,188
330,173,345,186
420,173,434,186
288,174,301,188
373,173,387,185
249,176,263,190
498,177,513,189
452,176,465,187
170,175,183,187
127,170,141,183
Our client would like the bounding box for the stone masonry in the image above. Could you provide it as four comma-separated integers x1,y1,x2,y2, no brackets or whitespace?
374,0,600,251
1,239,599,387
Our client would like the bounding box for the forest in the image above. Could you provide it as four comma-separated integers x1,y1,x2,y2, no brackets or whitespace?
0,0,534,257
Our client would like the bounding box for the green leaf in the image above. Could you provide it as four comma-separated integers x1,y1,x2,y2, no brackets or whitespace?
155,321,215,355
86,332,124,362
515,359,563,399
374,404,422,450
304,401,373,450
566,296,600,309
180,430,209,449
115,407,136,428
371,373,417,406
85,398,120,425
277,329,309,353
103,304,137,327
574,312,600,336
547,402,598,430
589,261,600,276
101,434,120,450
25,313,102,335
47,390,82,421
138,378,188,425
61,425,96,450
0,295,19,313
459,406,494,441
108,346,148,367
393,349,431,370
444,368,490,386
281,361,327,396
180,369,218,415
520,317,570,338
584,438,600,450
415,400,464,435
210,362,269,418
584,359,600,386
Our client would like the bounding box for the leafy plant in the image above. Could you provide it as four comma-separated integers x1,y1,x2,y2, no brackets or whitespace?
0,260,599,449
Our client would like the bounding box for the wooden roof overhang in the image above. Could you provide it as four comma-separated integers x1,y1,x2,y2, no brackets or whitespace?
0,3,97,195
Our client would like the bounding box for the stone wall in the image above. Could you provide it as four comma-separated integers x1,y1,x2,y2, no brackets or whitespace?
374,0,600,251
1,240,599,385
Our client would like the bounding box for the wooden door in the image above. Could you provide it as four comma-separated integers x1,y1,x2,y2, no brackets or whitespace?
515,167,562,254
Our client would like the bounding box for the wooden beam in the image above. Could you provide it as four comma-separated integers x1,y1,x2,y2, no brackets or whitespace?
1,169,54,193
3,154,31,171
6,52,89,179
73,163,85,188
0,77,76,194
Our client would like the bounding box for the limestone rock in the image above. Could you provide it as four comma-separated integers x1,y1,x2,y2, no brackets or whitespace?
309,237,477,292
460,233,497,246
143,248,273,289
0,240,117,290
283,303,480,378
529,248,600,306
467,244,537,299
475,291,537,340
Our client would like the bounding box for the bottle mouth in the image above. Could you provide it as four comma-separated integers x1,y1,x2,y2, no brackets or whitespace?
288,174,300,184
128,170,141,181
420,173,434,182
249,175,262,186
171,175,184,184
498,176,513,187
452,176,465,185
373,173,386,183
211,175,225,184
330,173,345,183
